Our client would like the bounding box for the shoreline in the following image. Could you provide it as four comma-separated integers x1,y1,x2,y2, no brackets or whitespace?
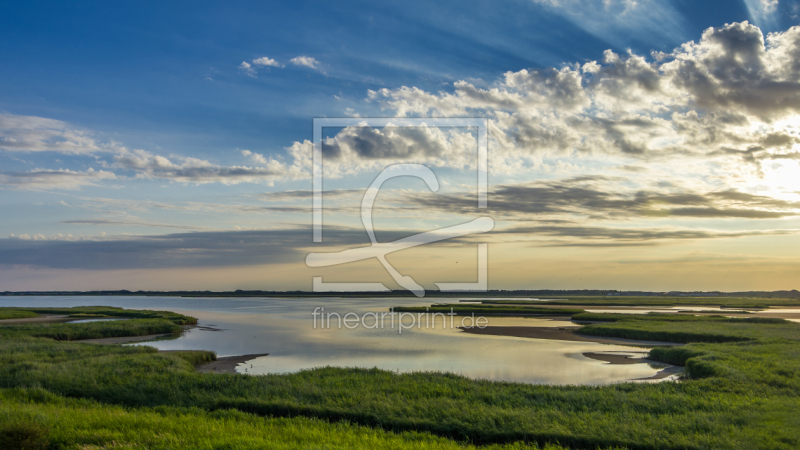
582,352,684,380
196,353,269,374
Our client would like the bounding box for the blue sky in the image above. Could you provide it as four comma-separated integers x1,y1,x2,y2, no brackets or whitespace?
0,0,776,158
1,1,800,291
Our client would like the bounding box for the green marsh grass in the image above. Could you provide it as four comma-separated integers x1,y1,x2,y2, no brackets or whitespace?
16,306,198,325
0,319,183,341
1,389,569,450
0,308,39,320
1,305,800,449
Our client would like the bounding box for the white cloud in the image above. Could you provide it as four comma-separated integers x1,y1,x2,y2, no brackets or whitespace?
252,56,283,68
241,149,269,165
113,148,293,185
290,56,323,72
0,112,310,186
363,22,800,193
7,22,800,196
239,56,285,76
239,61,256,77
0,113,102,154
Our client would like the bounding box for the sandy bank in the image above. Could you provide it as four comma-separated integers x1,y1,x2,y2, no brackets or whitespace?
196,354,269,374
582,352,684,380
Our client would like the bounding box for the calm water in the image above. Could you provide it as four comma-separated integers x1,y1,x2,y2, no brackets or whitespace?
0,296,671,385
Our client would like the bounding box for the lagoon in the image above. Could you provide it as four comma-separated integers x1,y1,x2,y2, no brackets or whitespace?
0,296,670,384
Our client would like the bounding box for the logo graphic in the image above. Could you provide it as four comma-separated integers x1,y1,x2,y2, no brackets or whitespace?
306,118,491,297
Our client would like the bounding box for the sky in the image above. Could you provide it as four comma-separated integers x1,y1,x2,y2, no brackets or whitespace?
1,0,800,292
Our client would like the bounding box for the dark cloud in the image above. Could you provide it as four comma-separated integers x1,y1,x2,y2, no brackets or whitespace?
321,126,472,161
494,224,796,247
0,227,425,270
323,126,434,160
667,22,800,120
408,177,800,220
261,189,363,200
760,133,798,148
4,216,796,270
617,165,648,172
766,152,800,160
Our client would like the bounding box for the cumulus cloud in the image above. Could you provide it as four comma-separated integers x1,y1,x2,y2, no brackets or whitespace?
7,22,800,213
252,56,283,67
290,56,323,72
319,124,478,176
241,149,269,165
238,61,256,77
364,21,800,191
15,22,798,191
239,56,284,77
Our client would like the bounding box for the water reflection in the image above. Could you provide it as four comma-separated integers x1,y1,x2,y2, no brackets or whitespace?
1,296,670,385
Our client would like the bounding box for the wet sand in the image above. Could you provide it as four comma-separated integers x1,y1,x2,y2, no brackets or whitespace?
582,352,684,380
196,354,269,374
583,352,650,364
460,326,679,347
635,365,683,380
